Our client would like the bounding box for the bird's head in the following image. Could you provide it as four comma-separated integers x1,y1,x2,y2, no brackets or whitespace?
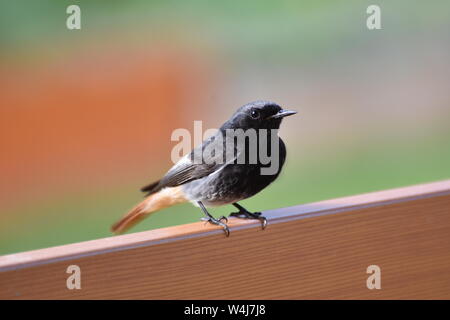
222,100,297,130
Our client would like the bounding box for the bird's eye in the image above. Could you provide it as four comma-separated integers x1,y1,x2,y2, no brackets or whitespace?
251,109,260,119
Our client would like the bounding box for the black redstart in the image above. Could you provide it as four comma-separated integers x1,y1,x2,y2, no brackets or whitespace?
111,100,296,236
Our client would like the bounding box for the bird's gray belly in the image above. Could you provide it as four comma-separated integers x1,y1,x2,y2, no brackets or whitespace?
181,164,280,207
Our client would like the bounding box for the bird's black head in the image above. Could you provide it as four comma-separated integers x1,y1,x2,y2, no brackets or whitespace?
222,100,297,130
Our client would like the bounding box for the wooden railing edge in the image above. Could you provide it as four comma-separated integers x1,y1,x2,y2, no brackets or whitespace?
1,179,450,272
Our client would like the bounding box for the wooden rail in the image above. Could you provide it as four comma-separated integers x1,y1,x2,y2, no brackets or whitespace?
1,180,450,299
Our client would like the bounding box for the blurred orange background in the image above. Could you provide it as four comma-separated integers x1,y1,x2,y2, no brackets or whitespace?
1,0,449,254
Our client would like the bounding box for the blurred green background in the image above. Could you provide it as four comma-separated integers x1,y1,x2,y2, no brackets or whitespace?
1,0,449,255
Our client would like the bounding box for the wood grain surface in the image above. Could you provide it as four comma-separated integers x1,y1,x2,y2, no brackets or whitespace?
1,180,450,299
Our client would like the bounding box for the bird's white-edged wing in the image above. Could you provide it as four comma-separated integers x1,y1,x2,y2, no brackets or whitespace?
141,135,233,195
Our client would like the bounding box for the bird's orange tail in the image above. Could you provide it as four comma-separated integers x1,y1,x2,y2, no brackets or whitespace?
111,186,188,234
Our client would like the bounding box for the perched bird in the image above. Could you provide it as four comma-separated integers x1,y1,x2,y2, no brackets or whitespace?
111,100,296,236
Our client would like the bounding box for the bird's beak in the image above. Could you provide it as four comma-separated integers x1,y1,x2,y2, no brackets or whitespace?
267,109,298,120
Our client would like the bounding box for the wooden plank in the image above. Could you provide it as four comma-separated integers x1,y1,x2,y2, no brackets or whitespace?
1,180,450,299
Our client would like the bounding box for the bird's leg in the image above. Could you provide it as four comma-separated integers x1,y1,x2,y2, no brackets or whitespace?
229,203,267,230
198,201,230,237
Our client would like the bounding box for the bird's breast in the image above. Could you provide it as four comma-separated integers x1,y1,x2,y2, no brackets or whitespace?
182,162,284,207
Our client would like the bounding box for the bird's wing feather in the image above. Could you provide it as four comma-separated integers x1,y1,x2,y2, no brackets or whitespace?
142,135,230,195
159,155,218,187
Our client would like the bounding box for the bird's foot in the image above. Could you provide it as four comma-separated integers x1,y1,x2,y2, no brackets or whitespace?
201,216,230,237
229,210,267,230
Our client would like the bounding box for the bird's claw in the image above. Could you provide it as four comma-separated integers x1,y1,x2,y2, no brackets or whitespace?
201,217,230,237
229,211,267,230
259,216,268,230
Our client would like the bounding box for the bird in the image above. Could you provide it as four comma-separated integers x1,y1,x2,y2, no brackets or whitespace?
111,100,296,236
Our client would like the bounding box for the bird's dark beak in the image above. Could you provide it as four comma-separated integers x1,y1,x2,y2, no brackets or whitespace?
267,109,297,120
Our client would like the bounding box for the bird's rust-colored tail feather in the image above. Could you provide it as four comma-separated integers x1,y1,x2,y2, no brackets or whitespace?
111,186,187,234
